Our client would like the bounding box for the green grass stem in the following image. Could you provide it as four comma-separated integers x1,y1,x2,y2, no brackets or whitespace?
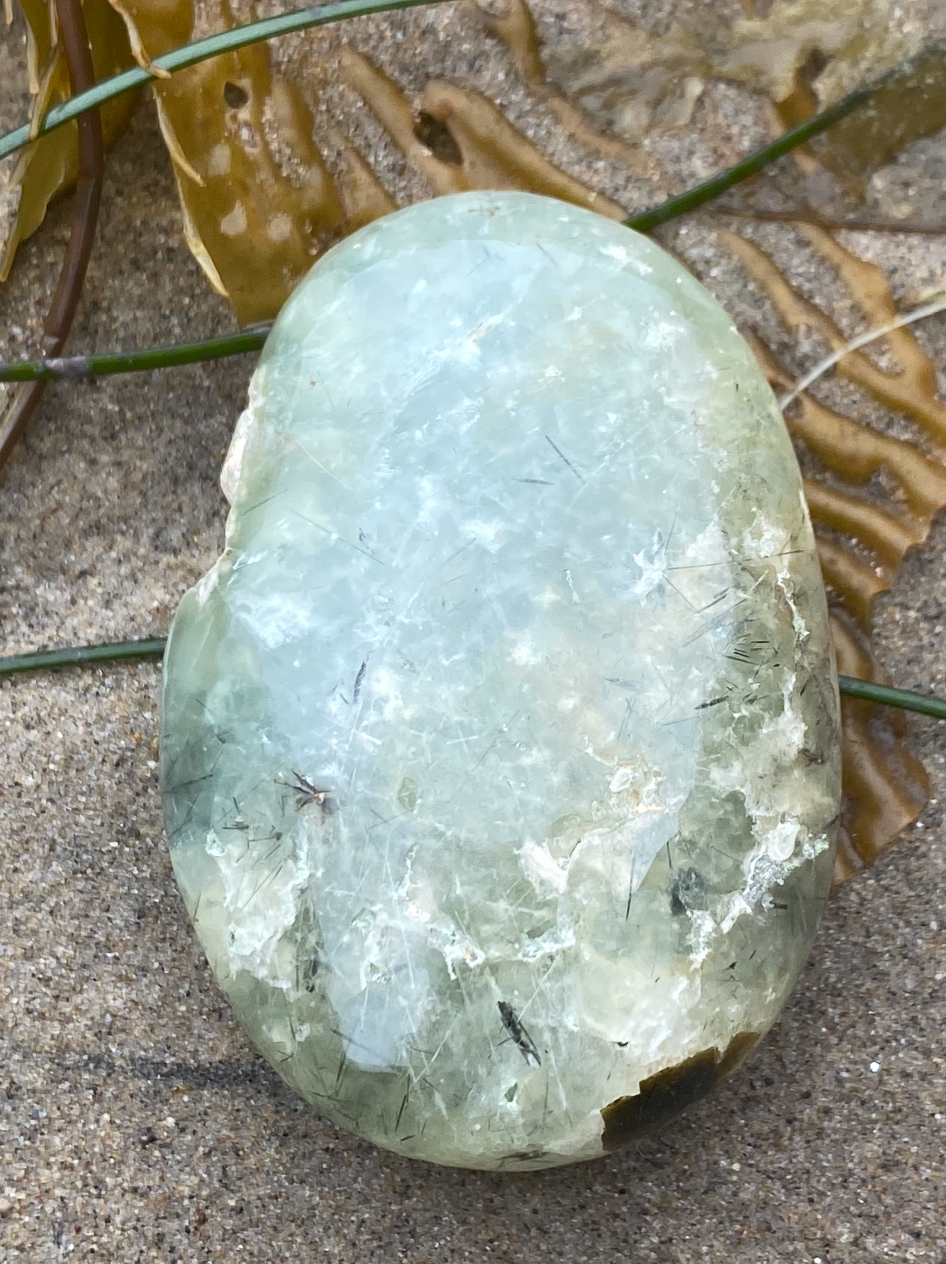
0,72,891,384
836,675,946,722
0,0,448,162
623,79,881,233
0,638,167,674
0,325,271,381
1,636,944,723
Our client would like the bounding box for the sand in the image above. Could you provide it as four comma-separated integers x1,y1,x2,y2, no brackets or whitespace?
1,3,945,1258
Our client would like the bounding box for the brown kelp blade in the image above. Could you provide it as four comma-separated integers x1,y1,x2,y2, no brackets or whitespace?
94,0,945,322
728,229,946,878
831,616,931,882
109,0,629,322
107,0,353,325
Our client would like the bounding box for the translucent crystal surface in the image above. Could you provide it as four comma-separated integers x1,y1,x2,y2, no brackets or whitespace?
161,192,841,1171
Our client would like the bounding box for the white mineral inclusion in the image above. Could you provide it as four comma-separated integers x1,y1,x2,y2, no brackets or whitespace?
161,191,841,1170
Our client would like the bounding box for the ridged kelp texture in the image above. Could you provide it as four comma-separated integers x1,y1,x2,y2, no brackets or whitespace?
726,231,946,879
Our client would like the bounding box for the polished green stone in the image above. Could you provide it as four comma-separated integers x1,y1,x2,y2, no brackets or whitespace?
161,191,841,1171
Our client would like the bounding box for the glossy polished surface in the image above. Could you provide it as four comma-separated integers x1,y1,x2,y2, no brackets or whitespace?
161,192,840,1170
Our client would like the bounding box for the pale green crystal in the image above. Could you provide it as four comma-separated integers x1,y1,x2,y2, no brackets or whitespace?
161,191,841,1171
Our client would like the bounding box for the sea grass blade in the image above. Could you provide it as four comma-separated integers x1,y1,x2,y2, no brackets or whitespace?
0,0,449,162
0,635,943,723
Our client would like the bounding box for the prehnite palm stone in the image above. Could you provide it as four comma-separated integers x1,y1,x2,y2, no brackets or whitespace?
161,191,841,1171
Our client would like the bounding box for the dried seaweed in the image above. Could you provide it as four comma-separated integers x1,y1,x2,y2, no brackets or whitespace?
340,46,627,218
475,0,648,167
113,0,630,321
537,0,946,143
3,0,946,875
726,233,946,879
109,0,350,323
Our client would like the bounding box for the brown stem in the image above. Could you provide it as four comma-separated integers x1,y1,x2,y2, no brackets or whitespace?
0,0,104,476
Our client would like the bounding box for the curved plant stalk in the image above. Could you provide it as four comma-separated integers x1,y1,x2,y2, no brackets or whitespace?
0,35,896,204
0,0,104,473
779,292,946,409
